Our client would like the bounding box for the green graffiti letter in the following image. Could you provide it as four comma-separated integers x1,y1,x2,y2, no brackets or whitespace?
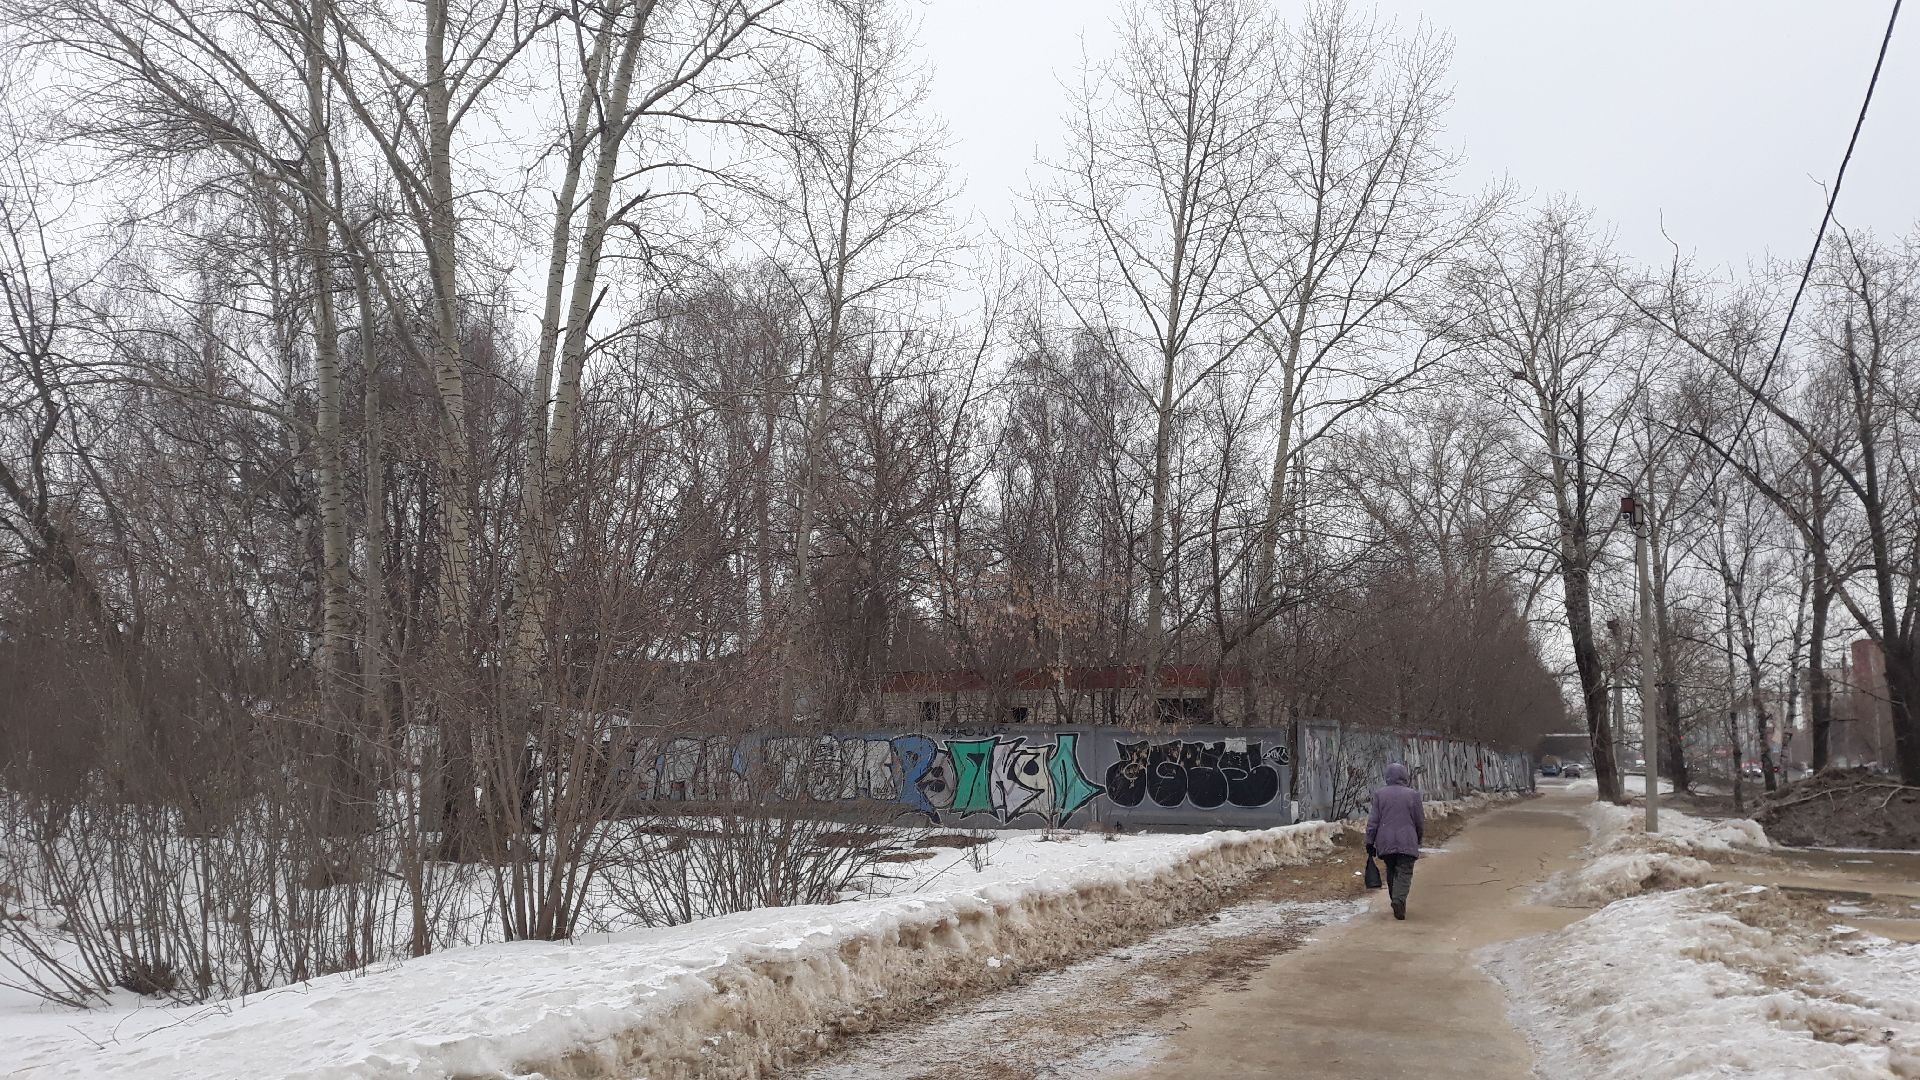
1047,733,1104,820
947,737,997,816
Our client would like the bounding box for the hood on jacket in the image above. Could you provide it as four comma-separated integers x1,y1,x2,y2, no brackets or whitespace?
1385,762,1411,786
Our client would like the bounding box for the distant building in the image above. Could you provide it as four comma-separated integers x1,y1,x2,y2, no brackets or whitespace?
868,664,1257,729
1833,639,1898,769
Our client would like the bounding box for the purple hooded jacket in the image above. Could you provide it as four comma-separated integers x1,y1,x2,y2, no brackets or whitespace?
1365,762,1425,859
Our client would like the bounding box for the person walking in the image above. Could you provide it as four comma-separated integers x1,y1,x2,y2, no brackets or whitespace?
1365,761,1425,920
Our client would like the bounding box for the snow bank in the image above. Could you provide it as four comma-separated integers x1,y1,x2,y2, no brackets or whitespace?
1486,884,1920,1079
1536,851,1715,907
1537,802,1769,907
1426,789,1527,822
3,821,1341,1080
1582,802,1771,857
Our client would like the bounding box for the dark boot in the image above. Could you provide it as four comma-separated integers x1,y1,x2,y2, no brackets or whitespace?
1392,900,1406,920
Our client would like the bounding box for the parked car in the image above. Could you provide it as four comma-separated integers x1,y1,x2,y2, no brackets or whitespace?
1561,762,1584,778
1539,761,1562,777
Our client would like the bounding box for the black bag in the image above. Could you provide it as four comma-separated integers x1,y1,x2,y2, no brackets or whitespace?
1364,856,1383,890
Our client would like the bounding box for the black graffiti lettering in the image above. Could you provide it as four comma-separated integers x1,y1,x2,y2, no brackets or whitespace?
1219,743,1281,807
1146,741,1188,807
1184,742,1228,808
1108,739,1285,810
1105,742,1150,807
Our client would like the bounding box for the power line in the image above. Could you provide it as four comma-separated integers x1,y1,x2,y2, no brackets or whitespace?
1751,0,1903,402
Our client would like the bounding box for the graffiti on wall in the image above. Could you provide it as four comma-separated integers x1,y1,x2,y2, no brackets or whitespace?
638,736,747,802
909,734,1105,822
1293,722,1534,821
781,732,1106,822
627,724,1530,829
639,732,1110,824
1105,739,1288,809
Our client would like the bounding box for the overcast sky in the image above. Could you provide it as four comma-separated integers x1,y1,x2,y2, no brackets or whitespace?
921,0,1919,275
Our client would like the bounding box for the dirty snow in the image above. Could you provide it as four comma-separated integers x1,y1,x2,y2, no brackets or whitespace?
1582,802,1771,857
793,898,1362,1080
0,821,1341,1080
1537,802,1770,907
1487,884,1920,1079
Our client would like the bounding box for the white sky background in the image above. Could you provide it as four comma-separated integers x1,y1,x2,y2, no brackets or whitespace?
922,0,1920,275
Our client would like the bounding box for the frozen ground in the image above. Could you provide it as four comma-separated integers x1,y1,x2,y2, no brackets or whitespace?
0,822,1341,1080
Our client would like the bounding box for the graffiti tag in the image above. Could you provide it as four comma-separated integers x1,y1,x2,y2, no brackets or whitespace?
1105,739,1288,809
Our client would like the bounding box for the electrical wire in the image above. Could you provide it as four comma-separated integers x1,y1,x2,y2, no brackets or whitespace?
1744,0,1903,420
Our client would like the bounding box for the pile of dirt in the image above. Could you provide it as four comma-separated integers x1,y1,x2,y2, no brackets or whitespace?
1755,768,1920,849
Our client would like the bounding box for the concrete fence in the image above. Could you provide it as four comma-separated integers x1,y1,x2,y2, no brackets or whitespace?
616,723,1533,830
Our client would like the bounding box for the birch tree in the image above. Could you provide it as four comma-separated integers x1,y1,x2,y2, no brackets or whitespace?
1243,0,1486,629
756,0,955,721
508,0,791,693
1026,0,1283,710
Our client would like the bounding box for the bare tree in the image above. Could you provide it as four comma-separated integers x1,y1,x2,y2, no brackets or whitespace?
1026,0,1283,708
751,0,956,722
1453,201,1634,802
1243,0,1487,629
1633,228,1920,785
509,0,791,695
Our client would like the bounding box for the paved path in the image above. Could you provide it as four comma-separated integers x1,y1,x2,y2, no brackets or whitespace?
1117,786,1591,1080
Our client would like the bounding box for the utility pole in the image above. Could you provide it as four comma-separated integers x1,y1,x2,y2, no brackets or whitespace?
1607,619,1625,771
1624,491,1660,832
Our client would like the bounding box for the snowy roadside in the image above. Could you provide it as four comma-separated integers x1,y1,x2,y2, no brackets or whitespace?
1488,798,1920,1078
1488,884,1920,1079
1534,801,1770,907
3,821,1343,1080
790,790,1525,1080
792,897,1363,1080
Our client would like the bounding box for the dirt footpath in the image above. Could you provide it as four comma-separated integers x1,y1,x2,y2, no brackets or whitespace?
783,797,1574,1080
1115,786,1591,1080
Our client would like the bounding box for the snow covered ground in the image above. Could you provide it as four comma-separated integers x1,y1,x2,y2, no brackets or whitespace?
1492,793,1920,1078
1489,884,1920,1079
0,821,1342,1080
1536,801,1770,908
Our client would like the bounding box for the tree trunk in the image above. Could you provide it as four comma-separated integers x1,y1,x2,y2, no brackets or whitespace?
356,257,390,737
1563,560,1621,802
1143,346,1177,722
1647,492,1689,791
303,0,351,697
1806,459,1834,772
783,33,871,725
1808,579,1832,771
517,7,649,678
1744,654,1778,794
424,0,476,860
508,20,615,687
1884,638,1920,785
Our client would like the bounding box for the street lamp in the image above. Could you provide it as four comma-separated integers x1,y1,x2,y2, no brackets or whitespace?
1620,493,1660,833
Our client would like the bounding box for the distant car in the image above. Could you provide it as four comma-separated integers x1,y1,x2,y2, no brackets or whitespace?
1539,762,1561,777
1561,762,1583,778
